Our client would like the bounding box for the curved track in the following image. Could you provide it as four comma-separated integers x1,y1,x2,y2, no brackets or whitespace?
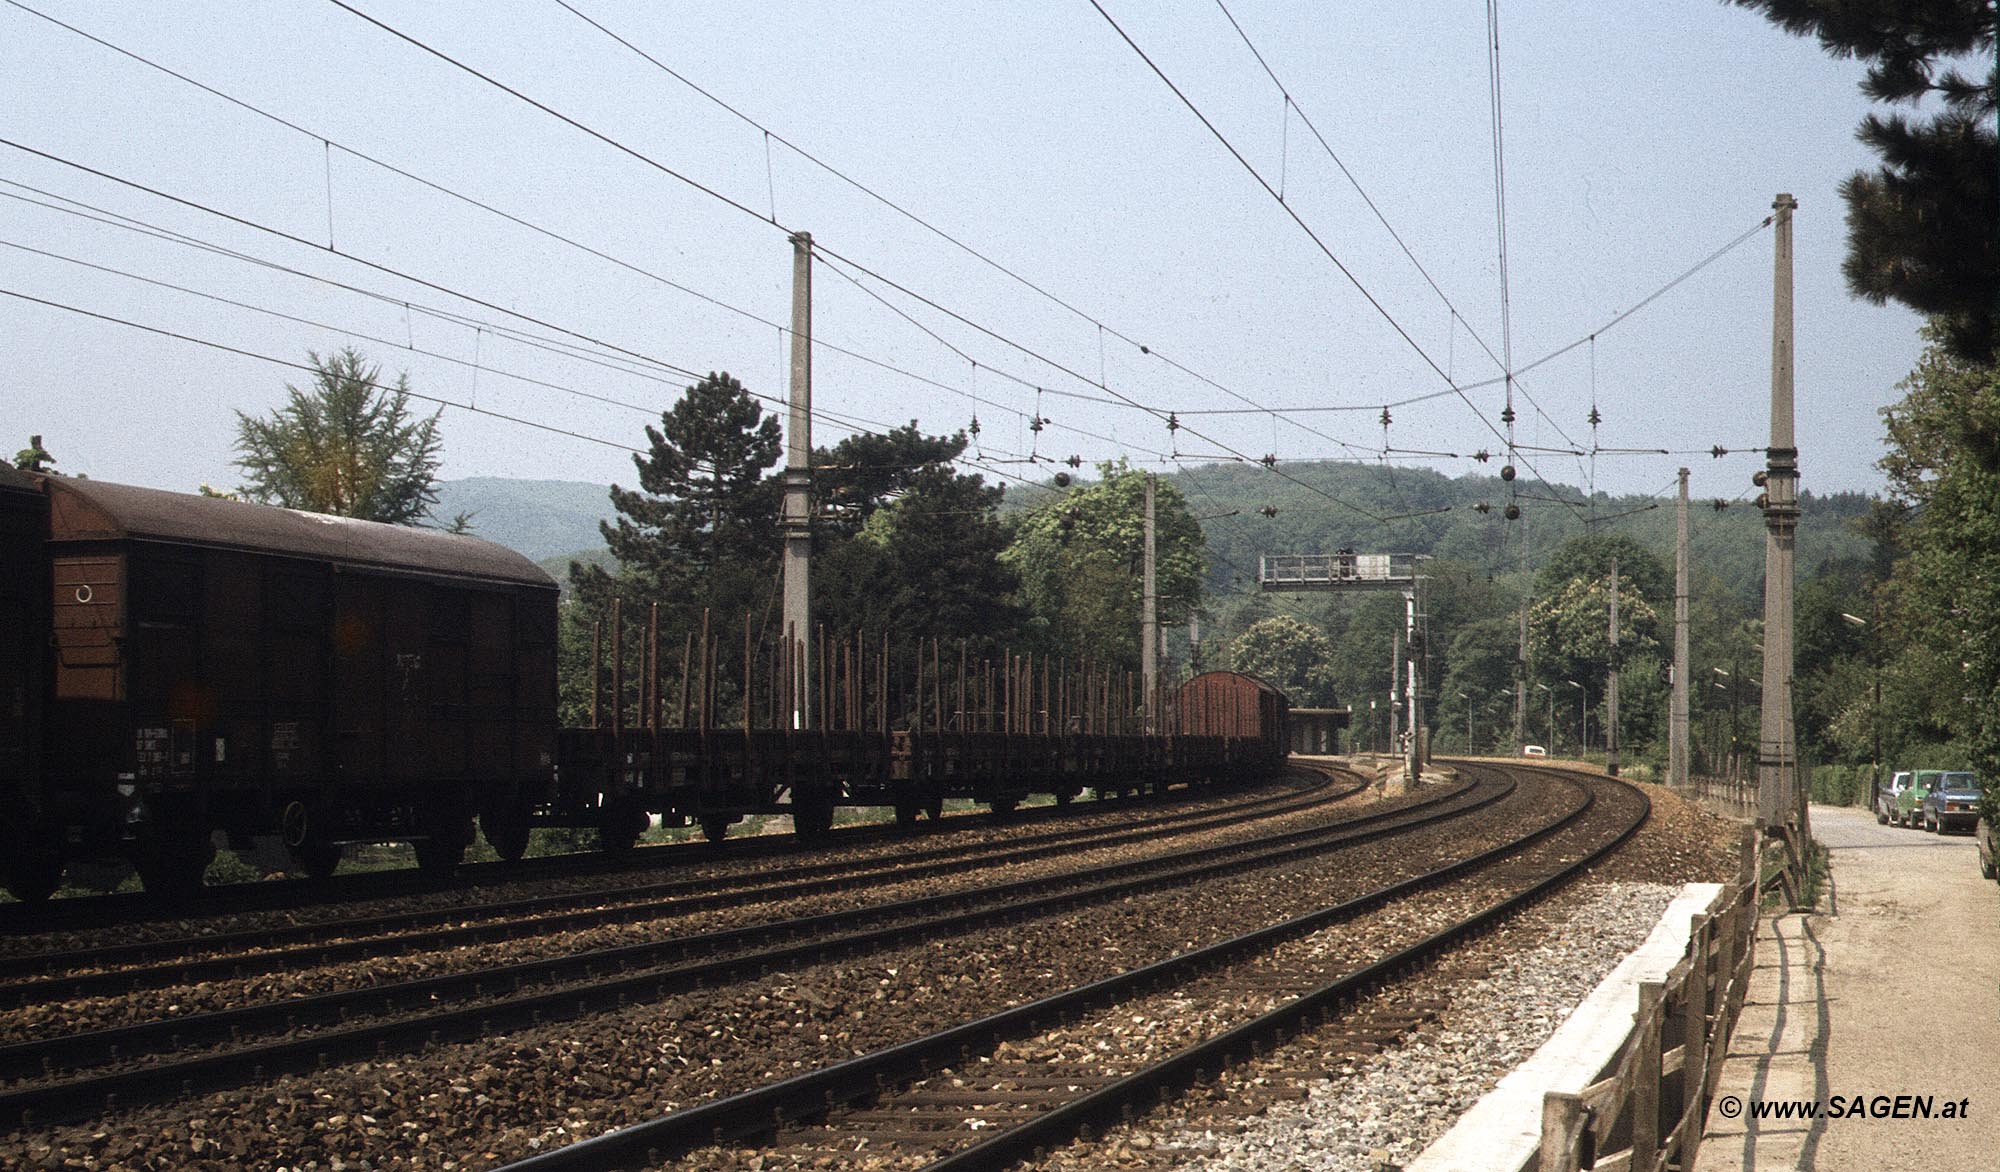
3,763,1495,1128
0,771,1357,997
490,763,1648,1172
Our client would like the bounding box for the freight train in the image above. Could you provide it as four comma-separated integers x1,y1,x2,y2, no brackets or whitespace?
0,469,1291,902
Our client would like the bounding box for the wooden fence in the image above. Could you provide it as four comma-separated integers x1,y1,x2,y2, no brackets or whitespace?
1538,843,1759,1172
1681,774,1756,820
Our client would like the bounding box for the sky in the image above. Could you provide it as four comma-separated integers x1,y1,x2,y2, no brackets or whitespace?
0,1,1932,522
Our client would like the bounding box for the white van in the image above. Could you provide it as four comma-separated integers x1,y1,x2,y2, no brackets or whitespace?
1521,745,1548,758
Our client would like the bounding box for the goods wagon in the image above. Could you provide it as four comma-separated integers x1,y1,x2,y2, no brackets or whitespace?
4,473,558,899
1176,670,1290,776
3,473,1296,904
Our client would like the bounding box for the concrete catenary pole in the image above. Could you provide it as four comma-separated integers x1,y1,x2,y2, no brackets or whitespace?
1405,588,1422,782
782,231,814,729
1606,556,1620,777
1759,194,1801,827
1389,629,1402,758
1671,468,1691,787
1141,473,1158,732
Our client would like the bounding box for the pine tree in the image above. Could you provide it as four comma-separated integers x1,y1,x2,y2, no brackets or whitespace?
598,371,783,592
1734,0,1999,360
233,347,444,524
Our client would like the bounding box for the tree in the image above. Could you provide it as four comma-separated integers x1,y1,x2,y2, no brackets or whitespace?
233,348,444,524
1228,615,1340,706
816,462,1024,651
1527,535,1666,749
599,371,782,591
1873,333,2000,786
12,435,54,472
1003,461,1205,667
1734,0,1998,360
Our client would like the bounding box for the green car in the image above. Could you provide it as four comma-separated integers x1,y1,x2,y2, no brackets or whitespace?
1895,770,1942,828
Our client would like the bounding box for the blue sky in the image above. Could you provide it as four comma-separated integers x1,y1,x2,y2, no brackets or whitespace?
0,2,1926,512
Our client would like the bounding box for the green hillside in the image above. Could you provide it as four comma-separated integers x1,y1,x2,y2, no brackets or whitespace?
433,477,613,562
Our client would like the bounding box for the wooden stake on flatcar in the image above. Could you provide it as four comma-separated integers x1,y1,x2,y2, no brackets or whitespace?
590,620,602,729
679,630,693,729
647,602,660,731
610,599,623,737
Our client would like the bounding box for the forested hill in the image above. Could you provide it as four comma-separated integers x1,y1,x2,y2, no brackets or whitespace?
437,464,1877,604
432,477,613,563
1141,460,1875,606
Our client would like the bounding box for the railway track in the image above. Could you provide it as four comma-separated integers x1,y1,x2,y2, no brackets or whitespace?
0,771,1305,937
0,769,1360,998
3,764,1493,1127
486,763,1648,1172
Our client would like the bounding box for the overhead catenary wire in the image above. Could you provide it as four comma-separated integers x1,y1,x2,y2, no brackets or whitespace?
0,1,1135,463
311,1,1399,522
1081,0,1577,521
556,0,1391,471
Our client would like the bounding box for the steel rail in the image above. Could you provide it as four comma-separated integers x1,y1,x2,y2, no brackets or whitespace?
0,775,1503,1126
0,769,1308,935
0,772,1359,999
488,766,1634,1171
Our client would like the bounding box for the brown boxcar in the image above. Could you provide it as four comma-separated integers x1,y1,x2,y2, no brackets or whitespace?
16,475,557,897
1175,670,1290,776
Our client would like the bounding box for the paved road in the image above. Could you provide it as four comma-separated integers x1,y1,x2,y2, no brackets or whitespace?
1703,803,2000,1171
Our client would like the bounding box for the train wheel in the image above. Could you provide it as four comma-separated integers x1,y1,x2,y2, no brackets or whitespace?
1,845,62,903
134,832,214,902
598,802,648,854
413,836,465,880
988,795,1019,817
893,799,919,828
926,796,944,821
292,839,343,880
792,798,835,840
1053,789,1074,808
700,815,733,844
481,809,532,862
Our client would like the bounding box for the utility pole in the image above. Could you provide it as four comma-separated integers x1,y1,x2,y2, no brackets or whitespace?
1405,587,1422,782
1759,193,1801,831
1606,556,1620,777
1672,468,1691,787
782,231,813,729
1141,473,1158,732
1389,629,1401,758
1514,519,1529,750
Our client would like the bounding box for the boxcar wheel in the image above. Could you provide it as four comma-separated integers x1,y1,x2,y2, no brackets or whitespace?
481,809,532,863
2,846,62,904
893,799,920,828
700,815,733,844
292,839,342,880
988,795,1018,817
135,833,213,902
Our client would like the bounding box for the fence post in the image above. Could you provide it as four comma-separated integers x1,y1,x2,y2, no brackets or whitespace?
1684,916,1712,1145
1633,980,1665,1169
1541,1092,1588,1172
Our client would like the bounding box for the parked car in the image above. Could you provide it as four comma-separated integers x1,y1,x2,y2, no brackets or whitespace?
1894,771,1940,828
1922,771,1982,834
1875,771,1913,825
1521,744,1547,758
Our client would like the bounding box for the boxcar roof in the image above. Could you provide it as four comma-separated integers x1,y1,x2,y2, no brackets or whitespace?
1182,670,1287,698
0,464,43,496
40,475,554,589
